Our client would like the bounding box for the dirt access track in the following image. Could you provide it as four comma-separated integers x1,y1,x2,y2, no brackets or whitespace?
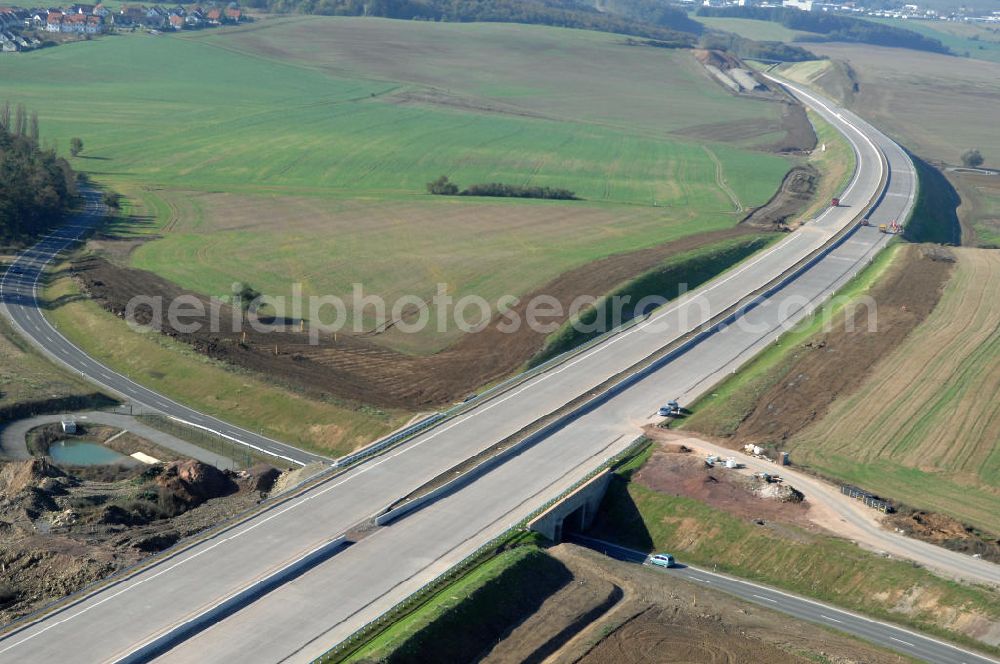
74,227,764,410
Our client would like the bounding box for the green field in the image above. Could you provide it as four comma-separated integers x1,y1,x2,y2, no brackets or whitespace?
0,17,797,354
867,18,1000,63
0,20,790,202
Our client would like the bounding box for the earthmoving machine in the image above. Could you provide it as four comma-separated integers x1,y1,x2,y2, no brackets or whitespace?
831,197,841,207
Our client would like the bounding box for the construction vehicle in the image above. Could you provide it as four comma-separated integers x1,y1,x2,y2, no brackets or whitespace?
831,197,841,207
860,217,870,227
878,224,888,233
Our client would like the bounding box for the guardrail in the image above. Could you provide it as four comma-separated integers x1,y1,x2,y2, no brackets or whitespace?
332,413,445,468
0,88,897,652
317,436,651,663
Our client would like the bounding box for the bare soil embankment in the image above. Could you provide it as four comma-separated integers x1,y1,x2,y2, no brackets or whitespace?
73,227,763,410
483,545,907,664
0,456,280,623
717,244,954,445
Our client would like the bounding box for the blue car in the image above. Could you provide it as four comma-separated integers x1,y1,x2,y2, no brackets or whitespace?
648,553,675,568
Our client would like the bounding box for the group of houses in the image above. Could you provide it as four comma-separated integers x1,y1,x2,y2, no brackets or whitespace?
0,2,245,50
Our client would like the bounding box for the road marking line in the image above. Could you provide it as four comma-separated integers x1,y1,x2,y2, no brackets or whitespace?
0,103,909,655
820,614,842,624
752,594,777,603
890,637,915,647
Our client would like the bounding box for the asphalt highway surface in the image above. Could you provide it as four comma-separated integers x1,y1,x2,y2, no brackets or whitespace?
568,535,1000,664
0,78,991,664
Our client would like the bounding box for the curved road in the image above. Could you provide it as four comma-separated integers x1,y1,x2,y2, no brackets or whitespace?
0,209,323,467
0,78,994,663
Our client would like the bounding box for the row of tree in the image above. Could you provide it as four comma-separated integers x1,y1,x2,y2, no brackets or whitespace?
0,103,78,244
699,31,816,62
427,175,577,200
697,6,950,54
242,0,698,47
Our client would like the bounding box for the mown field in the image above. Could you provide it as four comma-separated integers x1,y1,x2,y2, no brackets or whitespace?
787,248,1000,533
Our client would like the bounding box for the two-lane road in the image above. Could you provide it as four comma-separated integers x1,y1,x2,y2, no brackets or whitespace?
0,194,325,466
1,77,992,663
568,535,1000,664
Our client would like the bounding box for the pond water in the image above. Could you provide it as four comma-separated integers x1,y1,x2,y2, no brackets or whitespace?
47,440,129,466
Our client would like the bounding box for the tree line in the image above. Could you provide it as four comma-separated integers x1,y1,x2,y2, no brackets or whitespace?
697,6,950,54
242,0,698,47
427,175,577,200
0,103,78,245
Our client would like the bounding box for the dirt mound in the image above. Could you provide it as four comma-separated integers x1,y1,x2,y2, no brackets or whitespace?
722,244,954,445
155,460,237,511
0,454,261,623
0,459,65,500
634,448,813,528
887,509,1000,563
74,227,759,410
243,464,280,494
741,165,819,230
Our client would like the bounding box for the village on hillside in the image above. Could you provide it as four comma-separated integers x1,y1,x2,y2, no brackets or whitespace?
1,2,245,52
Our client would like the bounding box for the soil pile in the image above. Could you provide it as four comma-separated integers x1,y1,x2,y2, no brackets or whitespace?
0,457,284,624
888,509,1000,563
741,165,819,231
634,447,813,528
155,460,237,512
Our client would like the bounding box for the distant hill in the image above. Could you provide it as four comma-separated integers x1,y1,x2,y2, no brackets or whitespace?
697,6,951,54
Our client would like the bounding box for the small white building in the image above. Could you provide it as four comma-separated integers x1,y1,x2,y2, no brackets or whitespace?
783,0,814,10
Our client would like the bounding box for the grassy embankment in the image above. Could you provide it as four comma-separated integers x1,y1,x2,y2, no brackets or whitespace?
677,241,901,437
42,265,406,457
341,544,570,663
588,440,1000,655
530,234,775,366
0,276,114,420
800,109,857,220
